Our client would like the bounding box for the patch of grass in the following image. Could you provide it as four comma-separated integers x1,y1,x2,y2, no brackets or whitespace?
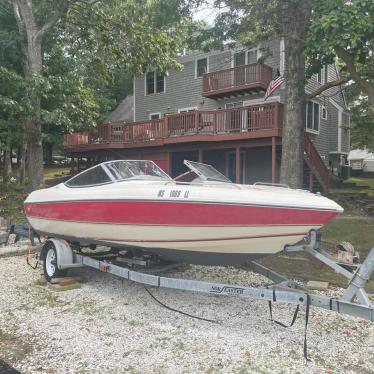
332,177,374,197
127,319,143,327
44,167,70,180
235,363,269,374
322,216,374,255
173,340,186,351
73,300,107,316
0,182,27,222
260,216,374,293
0,167,70,223
0,329,31,364
346,177,374,190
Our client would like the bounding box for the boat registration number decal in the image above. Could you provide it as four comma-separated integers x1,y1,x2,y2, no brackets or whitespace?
158,189,190,198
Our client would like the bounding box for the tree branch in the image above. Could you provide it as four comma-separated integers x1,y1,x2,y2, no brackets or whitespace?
357,69,374,78
35,0,70,41
11,1,24,32
336,47,370,94
307,77,350,99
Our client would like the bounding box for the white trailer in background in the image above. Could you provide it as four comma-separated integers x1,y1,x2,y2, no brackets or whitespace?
348,149,374,172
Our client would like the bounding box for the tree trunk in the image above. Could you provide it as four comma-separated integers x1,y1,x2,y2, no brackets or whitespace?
25,37,44,191
18,142,27,183
4,151,12,177
280,1,311,188
4,130,12,177
368,86,374,117
45,143,53,166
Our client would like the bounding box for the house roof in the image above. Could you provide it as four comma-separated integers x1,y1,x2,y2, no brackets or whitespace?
104,95,134,124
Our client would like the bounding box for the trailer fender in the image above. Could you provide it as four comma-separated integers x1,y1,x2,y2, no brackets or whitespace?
40,239,73,270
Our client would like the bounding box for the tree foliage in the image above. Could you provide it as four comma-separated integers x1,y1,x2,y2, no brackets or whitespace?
305,0,374,149
306,1,374,94
0,0,192,189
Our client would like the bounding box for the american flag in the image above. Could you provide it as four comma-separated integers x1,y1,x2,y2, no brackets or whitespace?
264,72,285,100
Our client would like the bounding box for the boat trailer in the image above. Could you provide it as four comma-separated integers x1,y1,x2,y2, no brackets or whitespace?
38,230,374,322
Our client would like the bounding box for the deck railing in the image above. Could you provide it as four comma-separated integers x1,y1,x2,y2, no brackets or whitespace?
63,103,283,147
202,63,273,96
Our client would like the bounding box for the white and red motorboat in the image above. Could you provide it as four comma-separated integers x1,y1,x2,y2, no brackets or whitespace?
24,160,343,265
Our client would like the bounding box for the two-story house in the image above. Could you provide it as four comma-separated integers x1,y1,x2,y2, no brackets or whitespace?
64,39,350,191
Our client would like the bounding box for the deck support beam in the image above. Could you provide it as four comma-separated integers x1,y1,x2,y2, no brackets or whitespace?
236,146,241,184
198,149,203,163
271,137,276,184
166,151,171,175
309,171,313,192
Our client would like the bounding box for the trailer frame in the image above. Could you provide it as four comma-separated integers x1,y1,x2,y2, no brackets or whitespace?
39,230,374,322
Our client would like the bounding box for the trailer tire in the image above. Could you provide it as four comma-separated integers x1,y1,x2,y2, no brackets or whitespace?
43,241,67,282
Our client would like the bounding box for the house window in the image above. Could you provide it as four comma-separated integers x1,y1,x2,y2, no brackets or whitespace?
149,113,161,120
234,49,258,66
156,73,164,93
306,101,320,132
247,50,258,64
146,72,155,95
324,66,328,84
317,66,328,84
234,52,246,66
146,72,165,95
321,105,327,120
196,58,208,77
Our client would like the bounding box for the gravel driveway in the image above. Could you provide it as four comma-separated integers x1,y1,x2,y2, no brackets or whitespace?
0,241,373,374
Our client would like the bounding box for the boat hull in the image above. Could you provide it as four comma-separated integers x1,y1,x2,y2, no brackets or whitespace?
25,199,335,265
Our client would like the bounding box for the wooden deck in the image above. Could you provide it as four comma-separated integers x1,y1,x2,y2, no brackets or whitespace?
64,103,283,152
202,63,273,98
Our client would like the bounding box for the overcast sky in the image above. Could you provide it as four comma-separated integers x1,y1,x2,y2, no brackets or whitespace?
192,2,222,25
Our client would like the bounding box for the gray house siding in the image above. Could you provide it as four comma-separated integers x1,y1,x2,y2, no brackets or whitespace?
134,40,284,121
341,112,350,153
328,102,339,152
133,39,348,167
309,106,330,165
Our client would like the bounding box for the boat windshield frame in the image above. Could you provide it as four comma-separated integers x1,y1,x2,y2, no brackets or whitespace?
183,160,232,183
103,160,172,182
64,160,172,188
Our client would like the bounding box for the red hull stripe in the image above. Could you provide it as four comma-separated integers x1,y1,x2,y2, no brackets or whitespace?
25,201,337,226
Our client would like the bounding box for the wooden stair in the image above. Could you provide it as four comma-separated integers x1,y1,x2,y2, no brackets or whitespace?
303,135,330,192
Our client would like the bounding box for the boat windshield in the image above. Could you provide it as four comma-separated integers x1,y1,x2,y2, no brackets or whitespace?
104,160,171,181
184,160,232,183
65,160,171,188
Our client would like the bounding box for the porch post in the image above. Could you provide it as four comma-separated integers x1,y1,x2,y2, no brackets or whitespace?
198,149,203,163
71,156,75,174
166,151,171,175
272,136,276,184
236,146,241,184
309,171,313,192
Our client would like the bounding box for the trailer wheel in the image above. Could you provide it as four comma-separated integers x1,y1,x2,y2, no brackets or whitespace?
43,241,67,282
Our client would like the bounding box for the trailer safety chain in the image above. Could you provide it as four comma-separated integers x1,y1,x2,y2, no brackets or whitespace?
304,294,311,362
267,287,311,361
26,255,39,270
143,286,218,324
268,301,300,328
25,224,39,270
